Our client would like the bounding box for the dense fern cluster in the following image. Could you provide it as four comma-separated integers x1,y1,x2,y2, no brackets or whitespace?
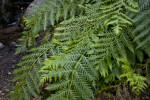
10,0,150,100
16,0,92,54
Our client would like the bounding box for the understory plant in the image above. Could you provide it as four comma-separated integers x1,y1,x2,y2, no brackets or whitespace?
9,0,150,100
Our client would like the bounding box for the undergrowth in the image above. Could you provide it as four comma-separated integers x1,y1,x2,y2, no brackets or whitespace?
9,0,150,100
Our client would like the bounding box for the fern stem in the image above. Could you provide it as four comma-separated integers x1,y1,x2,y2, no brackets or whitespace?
67,53,84,99
22,46,52,91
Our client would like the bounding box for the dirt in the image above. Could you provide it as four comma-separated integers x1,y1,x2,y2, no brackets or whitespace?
0,46,23,100
0,26,22,45
95,89,150,100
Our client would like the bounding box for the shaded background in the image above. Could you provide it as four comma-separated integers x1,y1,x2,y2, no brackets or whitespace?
0,0,33,29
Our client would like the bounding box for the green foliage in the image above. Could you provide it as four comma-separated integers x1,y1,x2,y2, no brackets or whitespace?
16,0,92,54
9,42,62,100
99,0,138,36
10,0,150,100
132,0,150,50
119,58,148,95
41,49,98,100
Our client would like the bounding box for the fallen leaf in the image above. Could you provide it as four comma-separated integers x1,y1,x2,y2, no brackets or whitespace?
16,82,19,85
12,65,15,69
1,93,5,96
7,71,11,75
5,89,9,92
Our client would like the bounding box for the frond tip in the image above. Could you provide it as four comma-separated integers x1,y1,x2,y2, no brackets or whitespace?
100,0,138,36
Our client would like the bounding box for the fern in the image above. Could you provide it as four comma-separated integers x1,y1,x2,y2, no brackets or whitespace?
9,42,62,100
139,0,150,11
16,0,91,54
119,58,148,95
99,0,138,36
41,48,98,100
10,0,150,99
132,0,150,50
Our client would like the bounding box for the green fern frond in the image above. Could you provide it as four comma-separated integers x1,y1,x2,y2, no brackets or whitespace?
9,42,62,100
132,6,150,49
99,0,138,36
16,0,91,54
119,58,148,95
98,0,137,35
40,49,98,100
139,0,150,10
11,0,150,99
52,1,135,79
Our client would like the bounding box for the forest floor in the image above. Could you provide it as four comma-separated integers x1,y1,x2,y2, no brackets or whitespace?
0,46,23,100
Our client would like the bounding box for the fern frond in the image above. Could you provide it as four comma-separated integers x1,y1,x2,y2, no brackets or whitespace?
16,0,91,54
99,0,138,36
119,58,148,95
132,6,150,49
139,0,150,10
9,42,62,100
11,0,150,99
40,49,98,100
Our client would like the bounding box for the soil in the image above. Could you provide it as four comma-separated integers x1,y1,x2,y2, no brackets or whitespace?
0,26,22,45
95,89,150,100
0,46,23,100
0,25,23,100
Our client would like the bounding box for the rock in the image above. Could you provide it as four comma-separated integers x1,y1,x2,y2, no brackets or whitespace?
24,0,45,17
12,65,15,69
11,42,17,47
7,71,12,75
5,89,9,92
0,42,4,48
